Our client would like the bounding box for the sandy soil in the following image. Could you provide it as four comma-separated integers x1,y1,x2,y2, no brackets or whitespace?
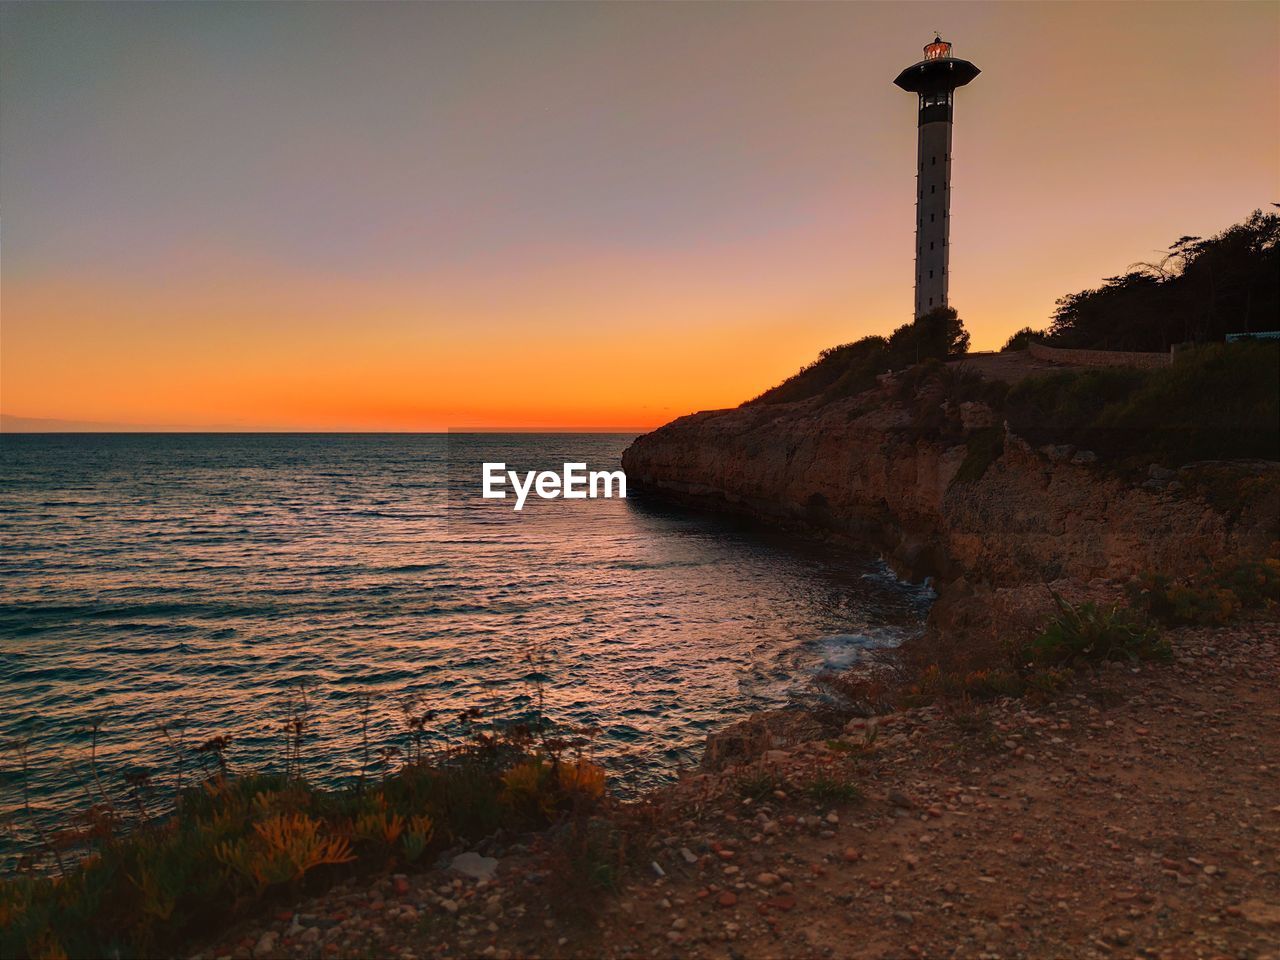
199,620,1280,960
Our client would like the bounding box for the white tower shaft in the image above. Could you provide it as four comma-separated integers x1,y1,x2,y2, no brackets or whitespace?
915,118,952,318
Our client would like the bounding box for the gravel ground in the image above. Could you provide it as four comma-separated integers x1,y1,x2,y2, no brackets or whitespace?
195,619,1280,960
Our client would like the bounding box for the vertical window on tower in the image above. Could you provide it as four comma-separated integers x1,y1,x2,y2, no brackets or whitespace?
929,270,934,279
930,214,935,222
931,185,936,194
930,242,934,250
932,156,937,166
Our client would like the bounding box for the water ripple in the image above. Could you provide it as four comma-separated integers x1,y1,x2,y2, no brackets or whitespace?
0,433,931,861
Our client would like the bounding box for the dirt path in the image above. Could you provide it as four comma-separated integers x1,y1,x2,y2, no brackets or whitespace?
201,621,1280,960
947,351,1085,384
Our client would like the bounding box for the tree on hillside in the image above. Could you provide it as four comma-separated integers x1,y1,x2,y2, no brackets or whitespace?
1002,327,1047,352
745,307,971,406
888,306,970,364
1046,209,1279,352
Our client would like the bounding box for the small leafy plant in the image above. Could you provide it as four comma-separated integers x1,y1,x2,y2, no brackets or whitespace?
1131,559,1280,626
1028,594,1170,666
805,775,864,806
216,812,355,892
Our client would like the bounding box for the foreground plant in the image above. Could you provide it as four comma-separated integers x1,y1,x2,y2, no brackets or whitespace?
1,699,610,960
216,811,355,892
1028,593,1170,666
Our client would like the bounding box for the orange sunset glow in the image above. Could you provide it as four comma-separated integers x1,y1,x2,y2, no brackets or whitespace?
2,2,1277,431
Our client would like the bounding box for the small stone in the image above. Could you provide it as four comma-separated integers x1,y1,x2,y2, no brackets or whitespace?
842,847,861,862
756,872,780,887
894,911,915,925
1238,900,1280,927
450,852,499,882
717,891,738,908
253,931,278,957
680,847,698,864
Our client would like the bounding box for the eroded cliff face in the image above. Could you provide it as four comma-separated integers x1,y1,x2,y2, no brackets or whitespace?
621,381,1277,589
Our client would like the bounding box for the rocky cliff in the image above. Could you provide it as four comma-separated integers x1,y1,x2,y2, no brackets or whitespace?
621,375,1278,590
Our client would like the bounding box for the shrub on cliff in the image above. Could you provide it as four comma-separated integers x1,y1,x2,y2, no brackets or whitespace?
744,336,887,405
1027,595,1170,667
1130,559,1280,627
745,307,971,406
1,701,611,960
1001,326,1047,352
1005,340,1280,468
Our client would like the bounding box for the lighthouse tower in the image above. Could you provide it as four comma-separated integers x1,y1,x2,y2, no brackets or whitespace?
894,37,980,319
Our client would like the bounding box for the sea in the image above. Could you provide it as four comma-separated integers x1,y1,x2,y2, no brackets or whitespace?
0,433,931,861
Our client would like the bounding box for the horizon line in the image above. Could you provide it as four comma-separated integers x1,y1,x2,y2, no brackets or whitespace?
0,428,652,436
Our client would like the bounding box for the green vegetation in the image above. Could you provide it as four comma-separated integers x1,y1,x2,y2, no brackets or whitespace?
1130,559,1280,627
1,700,610,960
1004,341,1279,468
734,768,783,802
884,558,1277,717
804,775,864,807
953,426,1005,485
1027,594,1171,667
1001,326,1046,352
544,815,629,899
745,307,970,406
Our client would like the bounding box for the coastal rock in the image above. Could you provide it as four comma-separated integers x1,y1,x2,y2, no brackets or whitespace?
701,710,830,771
621,384,1277,590
450,852,498,882
958,401,995,431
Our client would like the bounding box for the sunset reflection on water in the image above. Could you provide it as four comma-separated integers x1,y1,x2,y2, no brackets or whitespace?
0,433,930,859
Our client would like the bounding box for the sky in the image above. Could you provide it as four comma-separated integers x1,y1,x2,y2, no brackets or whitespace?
2,2,1277,432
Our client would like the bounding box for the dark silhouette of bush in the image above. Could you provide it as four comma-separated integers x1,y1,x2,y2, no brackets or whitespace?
746,307,969,406
1001,326,1047,352
1046,209,1279,351
1005,341,1280,468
